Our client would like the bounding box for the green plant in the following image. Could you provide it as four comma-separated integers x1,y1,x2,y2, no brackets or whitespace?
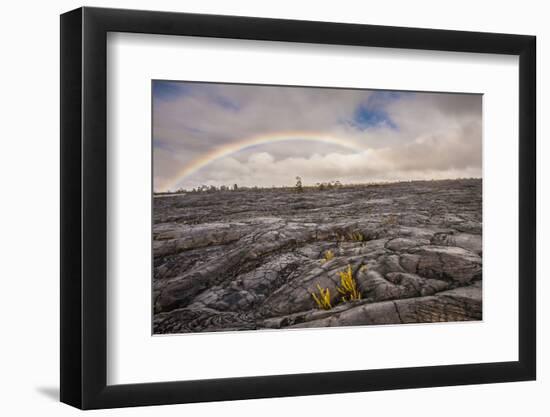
335,231,364,242
348,231,364,242
311,284,332,310
295,176,303,193
337,264,362,302
320,249,335,264
382,214,398,226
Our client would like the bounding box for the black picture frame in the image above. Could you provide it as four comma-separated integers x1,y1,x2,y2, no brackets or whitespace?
60,6,536,410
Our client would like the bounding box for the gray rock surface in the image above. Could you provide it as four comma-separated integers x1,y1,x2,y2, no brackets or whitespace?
153,179,482,333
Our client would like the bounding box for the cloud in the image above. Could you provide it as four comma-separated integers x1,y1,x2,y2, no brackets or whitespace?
181,145,481,190
153,81,482,191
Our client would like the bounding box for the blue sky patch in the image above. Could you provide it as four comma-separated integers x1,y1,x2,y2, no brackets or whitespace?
153,81,242,113
353,106,397,130
211,94,241,112
153,81,193,101
347,91,413,130
153,138,174,152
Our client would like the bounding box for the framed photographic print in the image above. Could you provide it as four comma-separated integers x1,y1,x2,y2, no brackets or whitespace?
60,6,536,409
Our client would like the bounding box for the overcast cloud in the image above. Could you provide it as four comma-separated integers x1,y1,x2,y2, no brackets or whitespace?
153,81,482,191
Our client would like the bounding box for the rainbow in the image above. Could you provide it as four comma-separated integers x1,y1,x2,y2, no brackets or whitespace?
162,131,365,191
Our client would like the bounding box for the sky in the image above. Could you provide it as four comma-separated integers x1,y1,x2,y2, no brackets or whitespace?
153,81,482,192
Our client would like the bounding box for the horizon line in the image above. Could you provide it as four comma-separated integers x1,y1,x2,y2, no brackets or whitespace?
154,177,482,194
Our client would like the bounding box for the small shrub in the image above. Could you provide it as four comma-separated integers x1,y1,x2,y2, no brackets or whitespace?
295,176,303,193
321,249,335,263
337,265,362,302
311,284,332,310
335,231,364,242
382,214,398,226
349,231,364,242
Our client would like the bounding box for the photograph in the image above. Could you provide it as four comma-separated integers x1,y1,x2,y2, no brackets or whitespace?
152,81,483,334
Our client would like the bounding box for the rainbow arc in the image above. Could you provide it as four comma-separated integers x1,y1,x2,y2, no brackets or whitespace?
162,131,365,191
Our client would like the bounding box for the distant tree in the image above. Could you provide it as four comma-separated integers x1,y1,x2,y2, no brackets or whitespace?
233,184,238,191
295,176,303,193
335,180,342,188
